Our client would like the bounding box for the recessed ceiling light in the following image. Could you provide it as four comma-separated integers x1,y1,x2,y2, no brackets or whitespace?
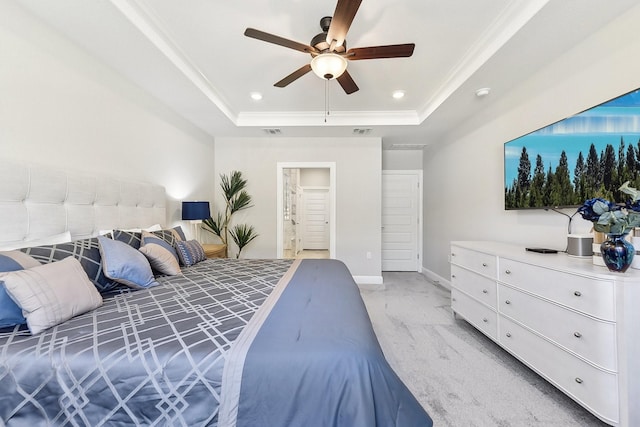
392,90,405,99
475,87,490,98
250,92,263,101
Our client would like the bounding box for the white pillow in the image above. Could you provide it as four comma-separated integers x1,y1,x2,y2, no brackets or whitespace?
0,231,72,251
1,256,103,335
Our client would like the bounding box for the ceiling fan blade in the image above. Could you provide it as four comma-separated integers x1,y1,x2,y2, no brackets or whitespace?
244,28,318,54
327,0,362,50
346,44,415,60
337,70,359,94
274,64,313,87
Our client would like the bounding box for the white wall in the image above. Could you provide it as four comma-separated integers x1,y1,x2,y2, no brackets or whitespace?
382,150,424,170
0,2,216,234
422,4,640,282
214,137,382,279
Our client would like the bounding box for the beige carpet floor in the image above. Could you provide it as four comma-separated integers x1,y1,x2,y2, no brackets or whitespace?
360,272,609,427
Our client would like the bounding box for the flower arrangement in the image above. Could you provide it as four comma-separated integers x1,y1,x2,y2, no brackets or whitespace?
578,181,640,234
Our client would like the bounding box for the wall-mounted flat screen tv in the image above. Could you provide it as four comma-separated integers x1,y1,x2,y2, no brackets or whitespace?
505,88,640,209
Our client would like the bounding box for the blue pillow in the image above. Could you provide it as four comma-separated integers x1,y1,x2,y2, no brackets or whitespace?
97,236,158,289
175,240,207,267
0,251,41,328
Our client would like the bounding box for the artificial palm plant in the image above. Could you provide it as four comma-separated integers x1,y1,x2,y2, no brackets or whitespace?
202,171,258,258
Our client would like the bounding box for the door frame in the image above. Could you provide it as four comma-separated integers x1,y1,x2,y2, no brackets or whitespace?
277,162,336,259
382,170,423,272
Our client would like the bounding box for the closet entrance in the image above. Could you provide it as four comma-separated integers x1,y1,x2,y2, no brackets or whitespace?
277,162,336,259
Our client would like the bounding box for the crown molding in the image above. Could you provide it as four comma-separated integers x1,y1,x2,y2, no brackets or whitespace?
109,0,546,130
108,0,237,124
236,110,420,127
417,0,550,122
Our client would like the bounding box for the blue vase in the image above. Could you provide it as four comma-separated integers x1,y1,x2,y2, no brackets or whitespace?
600,233,635,273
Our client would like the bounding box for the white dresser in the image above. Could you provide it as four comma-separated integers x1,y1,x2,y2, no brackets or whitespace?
450,241,640,427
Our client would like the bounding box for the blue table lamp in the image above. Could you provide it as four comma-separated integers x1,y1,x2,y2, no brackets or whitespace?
181,201,210,242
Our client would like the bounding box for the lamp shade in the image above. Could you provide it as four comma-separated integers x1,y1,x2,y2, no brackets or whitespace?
181,201,210,220
310,53,347,80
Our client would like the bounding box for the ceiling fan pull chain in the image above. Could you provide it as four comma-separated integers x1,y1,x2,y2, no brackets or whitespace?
325,79,330,123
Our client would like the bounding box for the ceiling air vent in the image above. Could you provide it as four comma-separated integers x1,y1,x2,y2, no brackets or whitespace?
263,128,282,135
352,128,372,135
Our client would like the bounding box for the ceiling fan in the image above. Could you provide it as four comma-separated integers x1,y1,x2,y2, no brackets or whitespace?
244,0,415,95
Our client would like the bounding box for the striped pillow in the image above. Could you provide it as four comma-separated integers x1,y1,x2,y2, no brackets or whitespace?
138,231,181,276
172,226,187,241
175,240,207,267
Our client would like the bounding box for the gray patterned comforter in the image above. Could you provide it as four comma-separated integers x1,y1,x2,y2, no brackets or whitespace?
0,258,293,426
0,258,432,427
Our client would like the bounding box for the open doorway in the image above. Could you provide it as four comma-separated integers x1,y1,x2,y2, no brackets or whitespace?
277,162,336,259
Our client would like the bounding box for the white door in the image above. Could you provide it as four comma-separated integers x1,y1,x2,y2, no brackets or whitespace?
382,171,421,271
302,188,329,250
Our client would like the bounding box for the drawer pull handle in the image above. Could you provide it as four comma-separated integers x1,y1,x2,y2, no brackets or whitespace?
482,262,488,267
452,298,456,302
575,378,583,384
574,332,582,338
505,270,511,275
482,318,488,323
574,291,582,297
505,300,511,305
452,274,456,279
505,332,512,338
482,289,488,294
451,253,456,257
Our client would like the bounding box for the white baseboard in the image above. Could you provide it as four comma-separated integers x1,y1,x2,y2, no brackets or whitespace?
353,275,385,290
420,267,451,290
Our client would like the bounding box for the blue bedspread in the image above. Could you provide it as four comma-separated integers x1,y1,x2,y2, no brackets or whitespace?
1,258,432,426
219,259,433,427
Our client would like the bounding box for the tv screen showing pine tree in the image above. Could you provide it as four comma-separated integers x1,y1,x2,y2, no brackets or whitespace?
504,88,640,209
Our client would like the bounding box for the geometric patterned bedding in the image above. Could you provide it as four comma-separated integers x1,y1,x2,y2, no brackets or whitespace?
0,258,293,426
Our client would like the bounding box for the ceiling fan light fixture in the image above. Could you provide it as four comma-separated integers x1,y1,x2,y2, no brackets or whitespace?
311,53,347,80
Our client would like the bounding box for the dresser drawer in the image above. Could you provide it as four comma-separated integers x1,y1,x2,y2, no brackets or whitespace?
499,316,618,424
451,288,497,341
498,284,617,370
451,265,497,309
451,245,497,279
498,258,615,321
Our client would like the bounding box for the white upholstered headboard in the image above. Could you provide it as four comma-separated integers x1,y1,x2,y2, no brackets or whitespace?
0,159,166,248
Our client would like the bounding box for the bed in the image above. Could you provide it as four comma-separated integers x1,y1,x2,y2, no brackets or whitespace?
0,160,432,426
